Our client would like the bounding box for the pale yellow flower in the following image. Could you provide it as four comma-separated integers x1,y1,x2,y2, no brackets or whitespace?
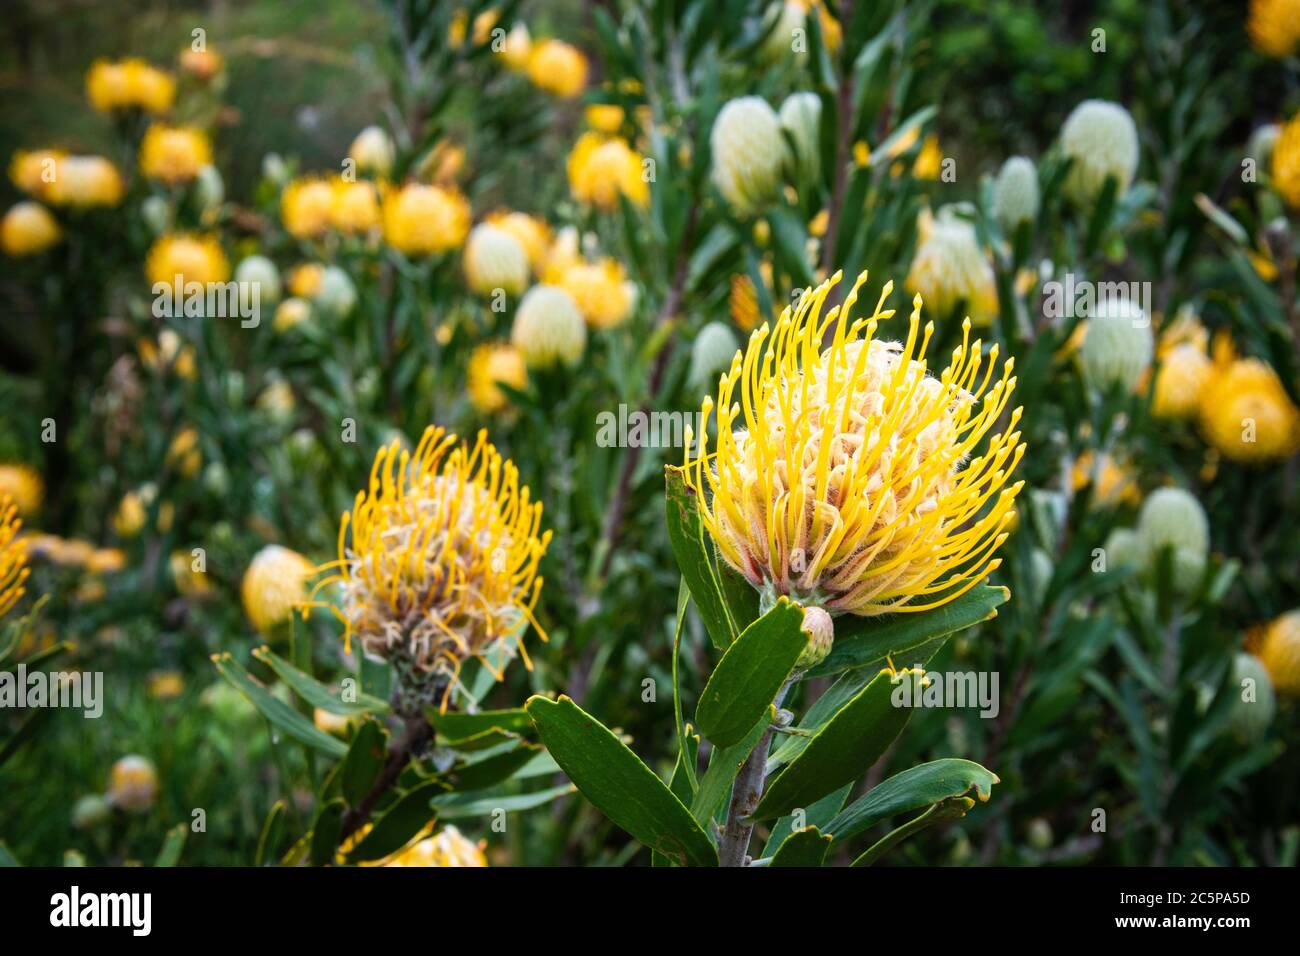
1271,111,1300,210
567,132,649,211
241,544,315,636
0,497,30,619
0,464,44,516
486,210,552,273
2,202,61,257
107,755,158,813
526,39,588,98
468,342,528,414
382,183,471,255
281,177,335,239
146,233,230,287
1259,610,1300,696
559,258,636,329
1198,355,1300,463
139,125,212,185
46,156,125,208
1248,0,1300,57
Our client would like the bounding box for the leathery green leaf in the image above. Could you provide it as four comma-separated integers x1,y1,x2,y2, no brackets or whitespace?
753,668,923,820
526,695,717,866
826,758,998,847
769,826,833,867
695,598,807,746
665,465,735,651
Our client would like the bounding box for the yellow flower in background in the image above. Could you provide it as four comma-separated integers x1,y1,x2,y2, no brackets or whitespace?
421,140,466,186
9,148,65,198
1259,610,1300,696
463,222,530,295
730,273,761,332
499,22,531,71
567,132,649,211
288,262,324,297
179,46,224,81
256,379,297,420
329,177,382,235
107,755,158,813
468,342,528,414
46,156,125,208
87,58,175,114
382,183,471,256
1152,343,1211,419
0,498,30,619
586,104,625,134
540,225,581,283
559,258,636,329
170,550,212,598
526,38,588,98
281,177,335,239
146,233,230,287
1270,111,1300,210
1198,355,1300,463
86,547,127,574
487,210,551,273
449,7,499,46
795,0,842,51
906,208,998,326
147,670,185,699
2,202,61,257
165,427,203,477
913,134,943,180
241,544,315,636
113,488,149,538
684,271,1023,618
0,464,43,516
381,826,488,867
312,427,551,695
274,297,311,332
1248,0,1300,58
139,125,212,185
1071,451,1139,507
138,329,196,379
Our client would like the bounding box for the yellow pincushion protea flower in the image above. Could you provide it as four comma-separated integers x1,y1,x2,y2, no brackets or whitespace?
241,544,315,636
1259,610,1300,696
329,178,382,235
684,271,1023,617
1071,450,1139,507
0,497,30,619
288,262,324,298
567,132,649,211
46,156,125,208
1248,0,1300,58
139,125,212,185
1271,111,1300,210
2,202,61,257
107,755,158,813
382,183,472,256
281,177,335,239
86,58,175,114
486,210,551,273
145,233,230,287
1152,342,1211,419
730,274,762,332
0,464,43,516
382,826,488,867
526,39,588,98
312,427,551,695
586,104,625,134
559,258,637,329
469,342,528,414
1198,356,1300,463
9,148,65,199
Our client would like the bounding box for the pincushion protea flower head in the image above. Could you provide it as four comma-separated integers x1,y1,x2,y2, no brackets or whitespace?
1248,0,1300,58
684,270,1023,618
313,427,550,705
0,497,30,619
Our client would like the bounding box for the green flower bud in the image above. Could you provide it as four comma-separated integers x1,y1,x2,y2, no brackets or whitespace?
1079,296,1152,393
1103,527,1140,571
1226,652,1276,744
779,92,822,184
464,223,529,296
1059,99,1139,204
235,254,282,309
795,605,834,671
1135,487,1209,595
512,285,587,369
711,96,787,216
992,156,1039,232
141,195,171,235
195,164,224,212
72,794,112,830
315,265,357,317
1026,817,1054,850
689,321,740,392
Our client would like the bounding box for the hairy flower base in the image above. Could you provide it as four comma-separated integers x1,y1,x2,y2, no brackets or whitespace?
685,271,1023,617
312,427,550,700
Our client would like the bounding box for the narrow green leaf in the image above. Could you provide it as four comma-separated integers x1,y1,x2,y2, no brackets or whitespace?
763,784,852,857
826,758,998,847
696,599,808,746
691,711,773,826
211,652,346,759
255,800,286,866
526,695,718,866
341,718,388,807
344,780,442,863
807,585,1008,677
154,824,187,868
310,799,346,866
0,842,19,867
426,708,531,739
850,797,975,867
753,668,923,820
665,465,734,651
445,743,541,791
253,646,390,715
431,783,574,819
769,826,832,867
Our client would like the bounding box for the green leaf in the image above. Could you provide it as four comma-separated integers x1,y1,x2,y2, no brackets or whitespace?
850,797,976,867
255,800,286,866
154,824,187,868
769,826,832,867
526,695,717,866
343,780,442,863
341,718,388,807
445,743,541,791
753,668,923,820
431,783,574,819
211,652,347,759
691,710,772,826
696,599,807,746
763,784,852,856
825,758,998,847
0,706,52,769
0,842,19,867
252,646,390,715
665,465,735,651
309,799,346,866
807,585,1008,677
426,708,531,740
767,206,815,289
